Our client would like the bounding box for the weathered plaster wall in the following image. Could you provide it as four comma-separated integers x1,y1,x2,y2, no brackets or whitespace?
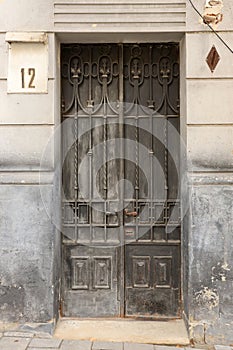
0,0,54,32
186,0,233,344
0,185,54,322
187,176,233,344
0,0,186,330
0,1,59,331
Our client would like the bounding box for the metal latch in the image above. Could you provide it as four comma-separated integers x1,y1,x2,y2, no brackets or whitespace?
124,209,138,217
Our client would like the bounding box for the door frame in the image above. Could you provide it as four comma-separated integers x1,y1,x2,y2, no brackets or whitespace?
53,32,188,324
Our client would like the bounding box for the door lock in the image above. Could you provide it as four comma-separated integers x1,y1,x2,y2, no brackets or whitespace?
124,209,138,217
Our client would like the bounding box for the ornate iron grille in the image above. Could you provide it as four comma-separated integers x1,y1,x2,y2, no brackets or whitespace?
61,44,180,244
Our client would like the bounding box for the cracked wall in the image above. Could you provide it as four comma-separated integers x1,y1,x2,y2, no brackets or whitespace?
202,0,224,27
187,184,233,345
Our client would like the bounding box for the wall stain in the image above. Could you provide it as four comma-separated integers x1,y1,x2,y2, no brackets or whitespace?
212,262,231,282
195,287,219,310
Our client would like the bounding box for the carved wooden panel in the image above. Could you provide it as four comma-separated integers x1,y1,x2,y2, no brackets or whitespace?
93,257,111,289
63,246,119,317
72,257,89,290
125,245,180,317
132,257,150,288
154,257,172,287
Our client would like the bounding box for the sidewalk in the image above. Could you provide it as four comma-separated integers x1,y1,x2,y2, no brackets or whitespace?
0,332,188,350
0,332,231,350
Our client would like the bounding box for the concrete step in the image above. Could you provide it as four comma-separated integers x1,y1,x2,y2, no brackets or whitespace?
54,319,190,345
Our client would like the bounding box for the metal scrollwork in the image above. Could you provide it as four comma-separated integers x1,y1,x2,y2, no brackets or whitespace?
159,57,171,81
62,45,120,115
156,54,179,114
129,45,144,87
130,58,142,83
69,56,84,85
61,44,179,116
98,56,112,85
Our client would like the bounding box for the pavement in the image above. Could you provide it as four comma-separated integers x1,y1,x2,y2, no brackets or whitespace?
0,332,232,350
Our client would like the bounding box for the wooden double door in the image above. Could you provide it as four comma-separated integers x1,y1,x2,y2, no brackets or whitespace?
61,43,181,318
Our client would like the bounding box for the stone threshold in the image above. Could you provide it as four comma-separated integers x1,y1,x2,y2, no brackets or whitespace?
54,318,190,345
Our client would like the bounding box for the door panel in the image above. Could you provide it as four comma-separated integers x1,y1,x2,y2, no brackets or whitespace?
62,44,122,317
125,244,180,317
63,245,119,317
61,43,180,318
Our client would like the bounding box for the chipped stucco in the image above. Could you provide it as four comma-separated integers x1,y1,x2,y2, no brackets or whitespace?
202,0,224,27
195,287,219,310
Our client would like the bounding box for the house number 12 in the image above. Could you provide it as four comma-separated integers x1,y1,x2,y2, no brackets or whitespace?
21,68,36,89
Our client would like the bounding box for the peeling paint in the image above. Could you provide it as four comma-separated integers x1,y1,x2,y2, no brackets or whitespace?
195,287,219,309
189,321,205,344
211,262,231,282
222,262,230,271
202,0,224,27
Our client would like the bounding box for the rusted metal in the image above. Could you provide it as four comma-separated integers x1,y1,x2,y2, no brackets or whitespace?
124,209,138,217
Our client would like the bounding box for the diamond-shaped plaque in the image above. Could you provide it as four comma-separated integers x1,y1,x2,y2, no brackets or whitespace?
206,45,220,72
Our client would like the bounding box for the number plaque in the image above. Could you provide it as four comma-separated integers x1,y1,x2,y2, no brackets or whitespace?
7,41,48,93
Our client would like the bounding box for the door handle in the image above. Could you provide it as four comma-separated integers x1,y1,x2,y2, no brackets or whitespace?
124,209,138,217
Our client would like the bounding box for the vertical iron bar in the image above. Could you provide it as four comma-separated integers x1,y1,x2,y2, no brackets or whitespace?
88,46,93,243
135,89,139,241
119,44,125,317
149,45,154,241
103,73,108,242
164,115,168,241
74,84,78,242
